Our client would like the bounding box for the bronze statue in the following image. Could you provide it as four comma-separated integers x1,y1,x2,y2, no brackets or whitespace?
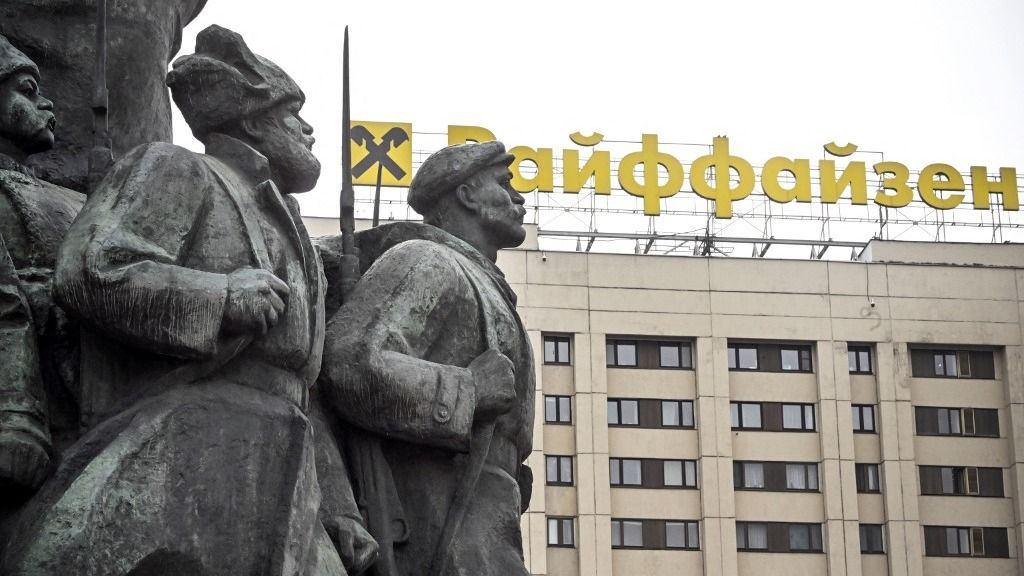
320,141,535,576
2,25,375,576
0,34,86,509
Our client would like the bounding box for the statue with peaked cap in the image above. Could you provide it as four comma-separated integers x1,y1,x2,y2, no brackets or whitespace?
2,25,376,576
0,33,85,529
319,141,535,576
0,0,208,191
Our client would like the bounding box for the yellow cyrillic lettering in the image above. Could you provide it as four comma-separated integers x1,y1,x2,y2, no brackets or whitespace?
970,166,1019,210
689,136,754,218
617,134,684,215
819,160,868,204
873,161,913,208
917,163,965,209
509,146,554,193
761,157,812,203
564,149,611,194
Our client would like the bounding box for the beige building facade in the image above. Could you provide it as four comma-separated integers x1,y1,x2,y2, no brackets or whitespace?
304,218,1024,576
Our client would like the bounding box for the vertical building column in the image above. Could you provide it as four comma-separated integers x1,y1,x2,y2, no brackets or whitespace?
876,342,923,576
524,330,548,575
818,341,862,576
575,333,612,576
1002,344,1024,573
696,337,737,576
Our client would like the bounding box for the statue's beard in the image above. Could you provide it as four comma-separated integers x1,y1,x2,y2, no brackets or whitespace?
268,143,321,194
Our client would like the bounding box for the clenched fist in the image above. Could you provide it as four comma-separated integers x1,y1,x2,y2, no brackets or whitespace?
470,348,516,420
222,268,290,336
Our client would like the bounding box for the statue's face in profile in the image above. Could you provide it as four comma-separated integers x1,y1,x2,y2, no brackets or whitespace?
249,99,321,194
469,165,527,249
0,71,54,156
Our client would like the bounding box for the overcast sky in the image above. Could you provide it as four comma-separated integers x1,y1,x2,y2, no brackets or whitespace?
172,0,1024,223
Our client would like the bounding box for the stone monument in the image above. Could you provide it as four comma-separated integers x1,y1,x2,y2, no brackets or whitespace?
319,141,536,576
1,25,375,576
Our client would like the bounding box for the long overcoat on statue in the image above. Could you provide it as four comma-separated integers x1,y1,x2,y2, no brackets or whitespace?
1,136,349,576
320,222,535,576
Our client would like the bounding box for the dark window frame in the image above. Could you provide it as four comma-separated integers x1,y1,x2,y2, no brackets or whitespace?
661,400,696,428
849,346,873,374
545,455,574,486
923,525,1009,558
735,522,769,551
661,459,699,489
856,463,881,494
609,457,643,487
730,402,764,430
606,339,639,368
544,395,573,425
780,346,814,373
919,465,1004,498
787,523,824,553
728,344,759,371
784,462,820,492
657,341,693,369
543,334,572,365
852,404,876,433
733,461,766,490
860,524,885,554
736,522,823,553
547,516,575,548
607,399,640,427
911,348,996,380
915,406,999,438
610,518,701,551
781,403,816,432
610,519,645,549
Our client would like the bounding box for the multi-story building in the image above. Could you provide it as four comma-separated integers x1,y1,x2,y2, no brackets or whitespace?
305,218,1024,576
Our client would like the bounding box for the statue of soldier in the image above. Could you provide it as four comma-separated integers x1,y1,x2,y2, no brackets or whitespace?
0,0,208,191
1,25,375,576
0,34,85,513
319,142,535,576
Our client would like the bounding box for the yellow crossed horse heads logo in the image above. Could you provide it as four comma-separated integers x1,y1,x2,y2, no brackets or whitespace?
349,121,413,187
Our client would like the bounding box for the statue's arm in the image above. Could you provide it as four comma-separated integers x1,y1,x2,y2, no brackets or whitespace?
0,231,51,490
54,144,230,360
320,241,477,452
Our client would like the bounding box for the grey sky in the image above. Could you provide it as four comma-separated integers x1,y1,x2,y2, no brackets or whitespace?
173,0,1024,225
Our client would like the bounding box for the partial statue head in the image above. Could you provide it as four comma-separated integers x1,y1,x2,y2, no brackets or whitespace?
167,25,320,193
409,141,526,249
0,35,55,161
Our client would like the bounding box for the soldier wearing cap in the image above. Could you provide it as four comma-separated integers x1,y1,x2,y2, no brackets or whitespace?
0,34,84,510
3,25,374,576
320,141,535,575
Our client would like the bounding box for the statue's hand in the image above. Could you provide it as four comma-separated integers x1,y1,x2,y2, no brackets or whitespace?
324,515,379,575
223,268,290,336
470,348,516,420
0,432,51,492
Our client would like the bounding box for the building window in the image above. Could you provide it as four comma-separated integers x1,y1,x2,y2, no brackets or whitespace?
734,462,765,489
544,395,572,424
610,519,644,548
658,342,693,368
856,463,881,493
547,517,575,547
782,404,815,431
663,460,698,488
546,455,573,486
606,340,638,367
848,346,873,374
785,463,819,491
544,334,571,365
923,526,1009,558
780,346,813,372
852,405,876,433
665,521,700,550
910,349,995,379
860,524,885,554
788,523,823,552
661,400,695,428
609,458,642,486
728,344,759,370
919,466,1004,497
730,402,763,430
736,522,768,551
915,406,999,437
608,399,639,426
